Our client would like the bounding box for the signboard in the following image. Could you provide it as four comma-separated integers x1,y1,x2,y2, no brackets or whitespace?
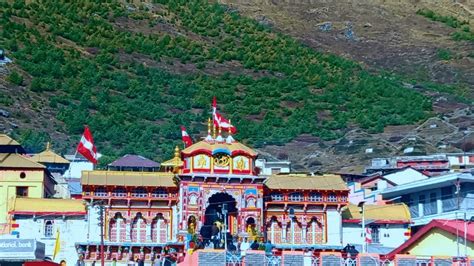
320,252,342,266
282,251,304,266
0,239,45,259
394,255,417,266
245,251,266,266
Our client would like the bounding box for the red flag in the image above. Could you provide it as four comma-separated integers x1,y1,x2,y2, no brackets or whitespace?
365,227,372,244
77,126,99,164
212,97,237,134
181,126,193,147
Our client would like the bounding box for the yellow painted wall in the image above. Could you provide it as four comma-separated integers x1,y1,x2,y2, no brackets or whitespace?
407,228,474,257
0,169,46,224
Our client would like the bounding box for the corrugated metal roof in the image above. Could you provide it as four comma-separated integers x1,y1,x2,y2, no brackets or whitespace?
30,144,70,164
264,174,348,190
0,153,46,169
108,154,160,168
81,170,176,187
10,198,86,215
0,134,20,146
342,203,411,223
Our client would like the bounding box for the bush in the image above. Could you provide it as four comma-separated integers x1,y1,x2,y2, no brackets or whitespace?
7,71,23,85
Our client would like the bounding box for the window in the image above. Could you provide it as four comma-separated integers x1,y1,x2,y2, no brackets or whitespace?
441,187,457,212
327,193,337,202
270,193,283,201
112,187,127,197
16,187,28,197
371,226,380,244
309,192,322,202
19,172,26,179
44,221,53,237
424,192,438,216
131,187,147,198
152,188,167,198
289,192,303,202
341,195,348,202
94,187,107,197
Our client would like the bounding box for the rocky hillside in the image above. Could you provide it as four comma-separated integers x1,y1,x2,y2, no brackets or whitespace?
0,0,472,170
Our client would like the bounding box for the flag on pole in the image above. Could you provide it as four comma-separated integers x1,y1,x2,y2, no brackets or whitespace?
53,228,60,260
181,126,193,147
212,96,237,134
365,227,372,244
77,126,99,164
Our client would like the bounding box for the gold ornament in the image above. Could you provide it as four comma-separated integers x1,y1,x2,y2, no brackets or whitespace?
214,153,230,167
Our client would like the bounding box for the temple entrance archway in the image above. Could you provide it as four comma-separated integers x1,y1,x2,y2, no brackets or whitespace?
200,192,237,247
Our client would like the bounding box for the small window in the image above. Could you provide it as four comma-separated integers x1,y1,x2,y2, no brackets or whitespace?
44,221,53,237
112,187,127,197
271,193,283,201
152,188,168,198
309,192,322,202
16,187,28,197
371,226,380,244
95,187,107,197
341,195,348,202
289,192,303,202
19,172,26,179
131,187,147,198
327,193,337,202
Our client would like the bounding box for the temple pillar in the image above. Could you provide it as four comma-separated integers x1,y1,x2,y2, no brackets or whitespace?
126,223,131,241
282,223,287,243
146,221,152,242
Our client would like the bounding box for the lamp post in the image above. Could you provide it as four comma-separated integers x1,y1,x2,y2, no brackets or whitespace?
289,207,295,250
222,203,228,253
358,201,366,254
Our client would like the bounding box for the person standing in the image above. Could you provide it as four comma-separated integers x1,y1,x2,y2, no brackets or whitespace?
240,238,250,256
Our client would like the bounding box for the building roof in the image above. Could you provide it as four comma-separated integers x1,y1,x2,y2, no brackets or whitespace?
182,140,257,157
342,203,411,224
66,178,82,195
381,172,474,198
81,170,176,187
0,134,25,153
387,219,474,258
264,174,348,191
108,154,160,168
0,153,46,169
0,134,20,146
161,146,184,168
30,142,69,164
10,198,86,215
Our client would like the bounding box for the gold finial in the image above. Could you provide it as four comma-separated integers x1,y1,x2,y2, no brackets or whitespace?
228,119,232,135
174,146,180,158
212,122,217,139
207,118,211,135
46,142,51,151
218,125,222,136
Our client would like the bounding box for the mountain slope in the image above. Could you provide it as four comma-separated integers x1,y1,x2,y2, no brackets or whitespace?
0,0,463,166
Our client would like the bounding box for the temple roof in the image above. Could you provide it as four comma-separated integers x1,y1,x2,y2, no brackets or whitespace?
161,146,183,167
264,174,348,191
30,142,69,164
0,134,20,146
81,170,176,187
342,203,411,223
10,198,86,215
0,134,25,153
181,140,257,157
108,154,160,168
0,153,46,169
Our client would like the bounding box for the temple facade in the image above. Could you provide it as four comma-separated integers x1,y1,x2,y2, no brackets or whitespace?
78,123,349,261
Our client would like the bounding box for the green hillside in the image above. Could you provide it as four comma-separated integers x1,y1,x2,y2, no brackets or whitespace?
0,0,433,164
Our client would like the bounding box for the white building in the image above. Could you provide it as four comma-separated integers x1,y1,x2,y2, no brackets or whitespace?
382,172,474,227
255,158,291,175
341,203,411,253
9,197,89,264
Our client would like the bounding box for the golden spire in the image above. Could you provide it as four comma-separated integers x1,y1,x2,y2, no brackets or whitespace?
228,119,232,135
174,146,180,158
46,142,51,151
212,121,217,139
207,118,212,135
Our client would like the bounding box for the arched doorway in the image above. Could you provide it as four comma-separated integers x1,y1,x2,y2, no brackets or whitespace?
200,192,237,247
